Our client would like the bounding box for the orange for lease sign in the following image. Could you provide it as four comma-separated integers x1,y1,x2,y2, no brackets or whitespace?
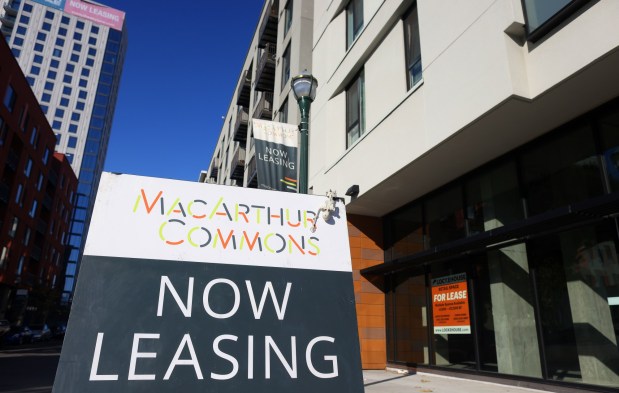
431,273,471,334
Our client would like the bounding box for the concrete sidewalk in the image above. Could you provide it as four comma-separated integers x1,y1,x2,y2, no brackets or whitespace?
363,370,556,393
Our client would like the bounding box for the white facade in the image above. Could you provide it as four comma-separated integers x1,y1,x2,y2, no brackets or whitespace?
309,0,619,216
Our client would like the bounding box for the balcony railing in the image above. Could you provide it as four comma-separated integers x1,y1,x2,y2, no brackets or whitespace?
247,155,258,188
233,106,249,144
258,0,278,48
253,92,273,120
235,70,251,107
1,14,16,27
230,146,246,182
255,43,276,92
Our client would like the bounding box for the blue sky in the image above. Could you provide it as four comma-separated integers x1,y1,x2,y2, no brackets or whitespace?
99,1,264,181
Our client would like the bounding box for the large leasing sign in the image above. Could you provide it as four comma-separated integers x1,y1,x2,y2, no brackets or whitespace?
64,0,125,31
53,173,363,393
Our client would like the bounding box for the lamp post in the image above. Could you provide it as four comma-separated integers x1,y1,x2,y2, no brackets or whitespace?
291,71,318,194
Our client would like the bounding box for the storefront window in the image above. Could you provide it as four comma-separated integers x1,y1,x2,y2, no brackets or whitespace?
465,160,522,235
521,122,603,216
599,106,619,193
387,204,425,261
425,186,465,248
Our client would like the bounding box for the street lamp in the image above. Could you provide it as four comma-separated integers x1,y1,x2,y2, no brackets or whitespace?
291,71,318,194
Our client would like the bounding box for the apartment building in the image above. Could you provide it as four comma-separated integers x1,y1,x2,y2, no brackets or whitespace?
0,35,77,325
309,0,619,390
202,0,313,189
206,0,619,390
0,0,127,302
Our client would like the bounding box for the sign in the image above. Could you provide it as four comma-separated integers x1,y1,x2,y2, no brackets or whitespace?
31,0,66,11
253,119,298,192
64,0,125,31
431,273,471,334
53,173,363,393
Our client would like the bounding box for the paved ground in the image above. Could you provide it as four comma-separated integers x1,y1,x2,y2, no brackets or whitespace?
363,369,556,393
0,341,60,393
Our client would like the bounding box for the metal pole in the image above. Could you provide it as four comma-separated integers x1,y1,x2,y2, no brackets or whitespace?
297,96,311,194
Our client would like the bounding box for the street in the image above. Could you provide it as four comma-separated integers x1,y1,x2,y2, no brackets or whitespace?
0,341,61,393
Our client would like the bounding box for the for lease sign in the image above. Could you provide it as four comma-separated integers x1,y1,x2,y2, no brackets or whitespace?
431,273,471,334
52,173,363,393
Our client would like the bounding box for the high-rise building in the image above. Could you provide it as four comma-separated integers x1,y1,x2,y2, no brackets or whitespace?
1,34,77,325
0,0,127,301
205,0,619,390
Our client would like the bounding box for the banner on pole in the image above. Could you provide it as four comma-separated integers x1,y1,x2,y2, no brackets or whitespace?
252,119,298,192
53,172,363,393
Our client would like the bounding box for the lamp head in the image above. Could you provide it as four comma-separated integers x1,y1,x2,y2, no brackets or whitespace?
291,71,318,102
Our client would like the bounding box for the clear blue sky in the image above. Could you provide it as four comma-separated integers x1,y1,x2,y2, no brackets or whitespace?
100,1,264,181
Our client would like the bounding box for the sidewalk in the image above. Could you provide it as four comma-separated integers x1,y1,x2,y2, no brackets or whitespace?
363,370,556,393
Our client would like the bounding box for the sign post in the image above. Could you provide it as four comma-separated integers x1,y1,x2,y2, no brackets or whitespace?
53,173,363,393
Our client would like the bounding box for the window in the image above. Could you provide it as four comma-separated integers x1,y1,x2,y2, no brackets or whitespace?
52,120,62,130
42,148,49,165
15,183,24,205
523,0,575,34
88,47,97,56
37,32,47,41
63,75,72,83
69,123,78,133
13,37,24,46
73,43,82,52
403,4,422,89
58,27,67,36
44,81,54,91
47,70,57,80
50,59,59,68
20,15,30,25
61,16,69,25
24,158,33,177
68,136,77,148
42,21,52,31
45,10,55,20
29,199,38,218
53,48,62,57
55,108,65,118
26,77,35,86
78,90,87,99
79,79,88,87
60,98,69,107
66,64,75,73
76,20,84,30
11,48,21,58
346,70,365,147
81,68,90,77
71,53,80,62
76,101,85,110
30,127,38,146
284,0,293,36
91,25,99,34
282,44,291,88
88,37,96,45
279,98,288,123
71,112,80,121
17,26,27,35
3,84,17,112
34,43,44,52
33,54,43,64
63,86,72,95
9,217,18,238
346,0,364,49
85,57,94,67
56,38,65,46
30,65,40,75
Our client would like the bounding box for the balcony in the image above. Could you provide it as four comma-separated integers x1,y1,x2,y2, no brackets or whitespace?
209,158,219,180
253,92,273,120
1,14,16,28
230,146,246,182
258,0,278,48
255,43,276,92
235,70,251,107
3,3,18,15
233,106,249,144
247,155,258,188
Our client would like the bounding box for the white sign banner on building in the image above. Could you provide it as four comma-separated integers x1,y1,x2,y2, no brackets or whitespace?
53,172,363,393
252,119,299,192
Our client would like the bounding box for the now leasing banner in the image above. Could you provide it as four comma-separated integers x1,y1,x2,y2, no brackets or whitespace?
431,273,471,334
253,119,298,192
53,173,363,393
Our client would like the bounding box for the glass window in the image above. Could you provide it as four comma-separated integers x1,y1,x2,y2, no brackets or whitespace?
17,26,27,35
61,16,69,25
34,43,44,52
74,32,82,40
66,63,75,73
279,98,288,123
42,21,51,31
24,158,33,177
85,58,94,67
11,48,21,58
71,53,80,62
346,70,365,147
20,15,30,24
75,101,85,111
71,112,80,121
29,199,38,217
346,0,364,49
50,59,59,68
26,77,35,86
281,44,291,88
29,127,37,146
69,123,78,133
55,108,65,118
47,70,57,80
465,161,522,236
30,65,40,75
284,0,293,36
88,47,96,56
58,27,67,36
521,122,603,216
387,203,425,261
76,20,84,30
15,183,24,205
88,37,96,45
78,90,87,99
3,85,17,112
52,120,62,130
44,81,54,91
79,79,88,88
63,86,72,95
60,98,69,107
53,48,62,57
13,37,24,46
55,37,65,46
403,4,422,89
33,54,43,64
63,75,72,83
45,10,54,20
73,43,82,52
523,0,573,32
68,136,77,148
81,68,90,77
91,25,99,34
425,185,465,247
599,103,619,192
42,148,49,165
41,105,48,114
37,32,46,41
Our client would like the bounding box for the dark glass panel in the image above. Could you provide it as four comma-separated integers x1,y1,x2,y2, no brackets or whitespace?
425,185,465,247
